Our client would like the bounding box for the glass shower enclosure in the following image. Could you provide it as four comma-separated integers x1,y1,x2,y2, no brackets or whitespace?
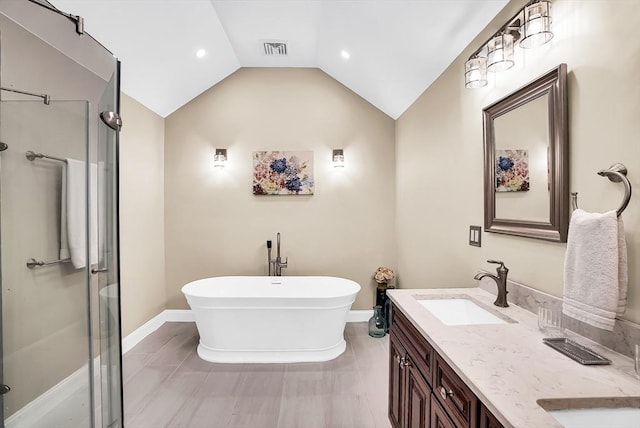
0,1,123,427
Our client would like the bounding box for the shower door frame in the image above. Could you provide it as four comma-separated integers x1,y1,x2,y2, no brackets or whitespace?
0,1,124,427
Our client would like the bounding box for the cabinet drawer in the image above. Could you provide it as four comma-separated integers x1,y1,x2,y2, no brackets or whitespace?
391,305,434,386
433,354,477,428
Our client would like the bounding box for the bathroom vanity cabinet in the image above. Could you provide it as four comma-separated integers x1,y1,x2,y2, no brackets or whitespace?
389,305,503,428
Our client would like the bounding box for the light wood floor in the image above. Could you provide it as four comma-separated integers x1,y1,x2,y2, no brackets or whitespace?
124,322,391,428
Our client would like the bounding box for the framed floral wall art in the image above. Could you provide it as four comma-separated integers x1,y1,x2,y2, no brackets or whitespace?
495,149,530,192
253,151,314,195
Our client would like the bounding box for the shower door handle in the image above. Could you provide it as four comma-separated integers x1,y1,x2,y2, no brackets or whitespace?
91,267,108,274
100,111,122,131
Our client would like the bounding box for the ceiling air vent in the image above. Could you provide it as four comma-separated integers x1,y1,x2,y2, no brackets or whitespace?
263,41,288,56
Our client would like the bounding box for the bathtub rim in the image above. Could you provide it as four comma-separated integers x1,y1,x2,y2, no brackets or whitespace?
181,275,362,300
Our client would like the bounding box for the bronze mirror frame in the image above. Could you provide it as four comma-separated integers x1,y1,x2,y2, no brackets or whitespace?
483,64,569,242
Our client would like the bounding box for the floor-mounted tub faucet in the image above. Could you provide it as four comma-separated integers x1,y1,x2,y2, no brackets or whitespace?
267,240,273,276
474,259,509,307
268,233,288,276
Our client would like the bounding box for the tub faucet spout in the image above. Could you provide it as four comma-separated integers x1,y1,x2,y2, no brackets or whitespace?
271,232,288,276
474,259,509,307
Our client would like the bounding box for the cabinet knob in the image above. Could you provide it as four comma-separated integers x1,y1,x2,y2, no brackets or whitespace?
439,386,454,400
401,356,412,368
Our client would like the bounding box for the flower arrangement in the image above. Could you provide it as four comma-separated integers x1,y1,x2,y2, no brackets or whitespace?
374,267,395,286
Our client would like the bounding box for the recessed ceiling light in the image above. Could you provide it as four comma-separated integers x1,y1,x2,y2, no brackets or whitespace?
196,49,206,59
341,50,350,60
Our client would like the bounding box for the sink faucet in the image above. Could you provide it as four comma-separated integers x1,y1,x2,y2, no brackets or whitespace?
474,259,509,307
269,232,288,276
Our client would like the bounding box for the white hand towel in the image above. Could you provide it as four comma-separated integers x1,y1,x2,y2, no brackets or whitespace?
617,217,628,315
562,209,627,331
59,162,70,260
66,159,98,269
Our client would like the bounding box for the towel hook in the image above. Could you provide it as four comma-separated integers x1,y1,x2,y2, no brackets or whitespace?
572,163,632,217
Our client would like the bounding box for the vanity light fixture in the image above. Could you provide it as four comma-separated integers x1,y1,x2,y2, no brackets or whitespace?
464,56,488,88
520,1,553,49
464,0,553,88
332,149,345,168
213,148,227,167
487,33,515,72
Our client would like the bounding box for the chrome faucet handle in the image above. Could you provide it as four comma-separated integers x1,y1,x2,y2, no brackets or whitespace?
487,259,508,274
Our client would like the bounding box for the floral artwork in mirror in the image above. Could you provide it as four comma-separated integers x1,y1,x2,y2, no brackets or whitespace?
483,64,568,242
496,149,530,192
253,150,314,195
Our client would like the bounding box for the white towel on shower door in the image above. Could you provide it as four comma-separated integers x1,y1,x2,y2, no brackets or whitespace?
562,209,628,331
59,162,70,260
65,158,98,269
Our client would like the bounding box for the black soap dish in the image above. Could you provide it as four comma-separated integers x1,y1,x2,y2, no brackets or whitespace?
543,338,612,365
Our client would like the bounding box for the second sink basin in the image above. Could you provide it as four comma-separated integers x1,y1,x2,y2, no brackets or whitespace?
416,296,514,326
539,397,640,428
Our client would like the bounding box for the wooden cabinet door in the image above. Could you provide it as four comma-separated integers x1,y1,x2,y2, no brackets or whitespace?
433,354,477,428
406,361,431,428
392,308,434,387
479,404,504,428
389,332,405,428
431,394,458,428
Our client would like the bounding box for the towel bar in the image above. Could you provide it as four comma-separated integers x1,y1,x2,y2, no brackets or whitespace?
25,150,67,163
571,163,632,217
26,258,71,269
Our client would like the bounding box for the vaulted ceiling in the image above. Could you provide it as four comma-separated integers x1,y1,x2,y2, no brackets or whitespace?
51,0,508,119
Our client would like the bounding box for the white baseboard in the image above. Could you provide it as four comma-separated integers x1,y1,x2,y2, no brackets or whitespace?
346,309,374,322
122,308,372,355
164,309,194,322
121,311,168,354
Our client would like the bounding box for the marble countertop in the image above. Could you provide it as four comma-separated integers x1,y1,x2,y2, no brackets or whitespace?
387,287,640,428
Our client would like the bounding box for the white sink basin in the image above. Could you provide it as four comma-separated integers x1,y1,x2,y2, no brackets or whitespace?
547,407,640,428
539,397,640,428
417,297,509,326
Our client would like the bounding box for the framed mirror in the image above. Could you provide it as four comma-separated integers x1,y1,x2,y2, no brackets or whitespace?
483,64,568,242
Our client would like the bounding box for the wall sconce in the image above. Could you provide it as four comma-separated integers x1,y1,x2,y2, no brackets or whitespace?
213,148,227,167
332,149,344,168
464,0,553,88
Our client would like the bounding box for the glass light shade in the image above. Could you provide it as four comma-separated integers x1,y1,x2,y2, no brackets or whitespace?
332,149,344,167
487,34,514,72
520,1,553,49
213,149,226,167
464,57,488,89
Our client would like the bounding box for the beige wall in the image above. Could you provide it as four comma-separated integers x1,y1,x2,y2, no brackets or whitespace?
119,94,166,336
396,0,640,323
164,68,396,310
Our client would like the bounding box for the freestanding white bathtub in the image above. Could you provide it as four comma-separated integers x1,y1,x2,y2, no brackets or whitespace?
181,276,361,363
